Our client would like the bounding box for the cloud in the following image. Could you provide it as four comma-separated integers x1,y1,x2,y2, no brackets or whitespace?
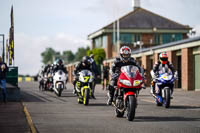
2,0,199,76
15,33,90,75
194,25,200,36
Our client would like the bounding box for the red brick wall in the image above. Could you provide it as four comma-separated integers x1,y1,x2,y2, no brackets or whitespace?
181,48,194,90
141,55,152,86
154,53,159,63
167,51,179,88
183,33,188,39
141,33,154,48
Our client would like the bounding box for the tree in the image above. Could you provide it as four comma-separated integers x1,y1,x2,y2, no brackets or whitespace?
87,48,106,65
63,50,75,63
74,46,90,61
41,47,59,64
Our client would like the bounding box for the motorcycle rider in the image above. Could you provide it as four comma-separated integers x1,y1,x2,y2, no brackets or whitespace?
150,52,176,95
73,56,92,94
88,54,100,99
102,62,110,90
42,64,51,77
53,59,68,74
107,46,143,105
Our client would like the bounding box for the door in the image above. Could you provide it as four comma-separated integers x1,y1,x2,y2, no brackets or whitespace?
194,54,200,90
177,56,182,88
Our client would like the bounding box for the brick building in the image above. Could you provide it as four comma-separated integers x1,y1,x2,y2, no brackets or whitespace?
88,7,191,59
103,36,200,91
66,6,200,91
66,37,200,91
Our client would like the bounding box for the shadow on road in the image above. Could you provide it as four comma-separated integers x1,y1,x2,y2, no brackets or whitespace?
135,116,200,122
21,91,47,102
88,103,108,107
60,93,76,98
169,105,200,110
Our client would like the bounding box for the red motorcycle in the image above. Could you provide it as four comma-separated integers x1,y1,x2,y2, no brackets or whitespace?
113,65,144,121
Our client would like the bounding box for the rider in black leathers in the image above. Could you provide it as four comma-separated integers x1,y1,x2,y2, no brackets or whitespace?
107,46,143,105
42,64,51,77
151,52,176,95
53,59,68,74
88,54,100,99
73,56,92,94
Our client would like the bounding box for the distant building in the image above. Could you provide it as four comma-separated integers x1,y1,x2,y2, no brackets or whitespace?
103,36,200,91
66,4,200,91
88,7,191,59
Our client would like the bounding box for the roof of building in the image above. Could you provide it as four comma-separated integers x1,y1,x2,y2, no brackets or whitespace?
132,36,200,54
88,7,191,38
105,8,190,30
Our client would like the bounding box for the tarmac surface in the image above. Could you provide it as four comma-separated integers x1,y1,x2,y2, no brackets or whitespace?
0,102,30,133
2,82,200,133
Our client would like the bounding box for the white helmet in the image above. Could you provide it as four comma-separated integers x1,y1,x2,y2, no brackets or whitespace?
120,46,131,61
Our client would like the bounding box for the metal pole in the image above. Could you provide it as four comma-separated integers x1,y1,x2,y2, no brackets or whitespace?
113,21,116,45
117,19,120,53
3,35,5,63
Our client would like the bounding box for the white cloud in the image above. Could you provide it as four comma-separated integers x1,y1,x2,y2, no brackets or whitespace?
194,25,200,36
15,33,90,75
2,0,199,76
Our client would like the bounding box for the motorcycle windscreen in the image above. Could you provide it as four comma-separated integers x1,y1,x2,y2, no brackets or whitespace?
80,70,92,76
158,66,172,75
158,68,173,80
121,65,140,78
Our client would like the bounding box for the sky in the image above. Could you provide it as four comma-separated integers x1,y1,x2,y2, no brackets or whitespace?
0,0,200,75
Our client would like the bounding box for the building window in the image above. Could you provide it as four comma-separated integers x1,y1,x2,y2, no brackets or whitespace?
154,34,160,45
162,33,183,44
102,35,107,48
174,33,183,41
162,33,171,44
120,33,132,44
94,37,102,48
112,33,117,45
133,34,141,42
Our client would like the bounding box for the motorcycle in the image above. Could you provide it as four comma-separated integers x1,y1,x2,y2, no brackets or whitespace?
42,74,49,91
75,70,93,105
151,68,177,108
53,70,67,97
113,65,144,121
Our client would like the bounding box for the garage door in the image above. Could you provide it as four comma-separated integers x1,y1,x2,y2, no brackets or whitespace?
195,54,200,90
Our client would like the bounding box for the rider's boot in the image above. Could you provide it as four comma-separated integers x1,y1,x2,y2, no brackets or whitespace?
150,81,156,94
73,81,77,95
107,85,114,105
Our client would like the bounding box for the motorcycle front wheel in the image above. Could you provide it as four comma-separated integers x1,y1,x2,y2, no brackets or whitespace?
127,95,136,121
83,88,89,105
164,88,171,108
58,89,62,97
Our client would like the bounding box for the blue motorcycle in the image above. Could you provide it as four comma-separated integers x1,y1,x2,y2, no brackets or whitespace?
151,69,176,108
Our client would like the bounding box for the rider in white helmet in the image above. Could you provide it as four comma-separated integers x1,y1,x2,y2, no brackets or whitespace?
107,46,143,105
150,52,176,95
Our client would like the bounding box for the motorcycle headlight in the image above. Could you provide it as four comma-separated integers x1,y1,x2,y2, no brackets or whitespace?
133,80,142,86
120,79,131,86
79,76,85,82
89,76,93,82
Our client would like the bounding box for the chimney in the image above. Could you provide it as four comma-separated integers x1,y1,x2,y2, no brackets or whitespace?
132,0,141,10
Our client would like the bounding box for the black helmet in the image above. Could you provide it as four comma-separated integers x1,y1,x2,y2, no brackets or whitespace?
57,59,63,65
82,56,90,65
90,54,94,59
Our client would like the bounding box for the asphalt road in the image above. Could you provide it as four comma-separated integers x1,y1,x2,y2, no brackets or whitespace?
20,82,200,133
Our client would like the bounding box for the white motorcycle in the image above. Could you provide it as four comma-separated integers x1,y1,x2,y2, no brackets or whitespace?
53,70,68,97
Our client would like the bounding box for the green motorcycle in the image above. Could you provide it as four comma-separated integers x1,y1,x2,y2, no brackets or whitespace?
75,70,93,105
